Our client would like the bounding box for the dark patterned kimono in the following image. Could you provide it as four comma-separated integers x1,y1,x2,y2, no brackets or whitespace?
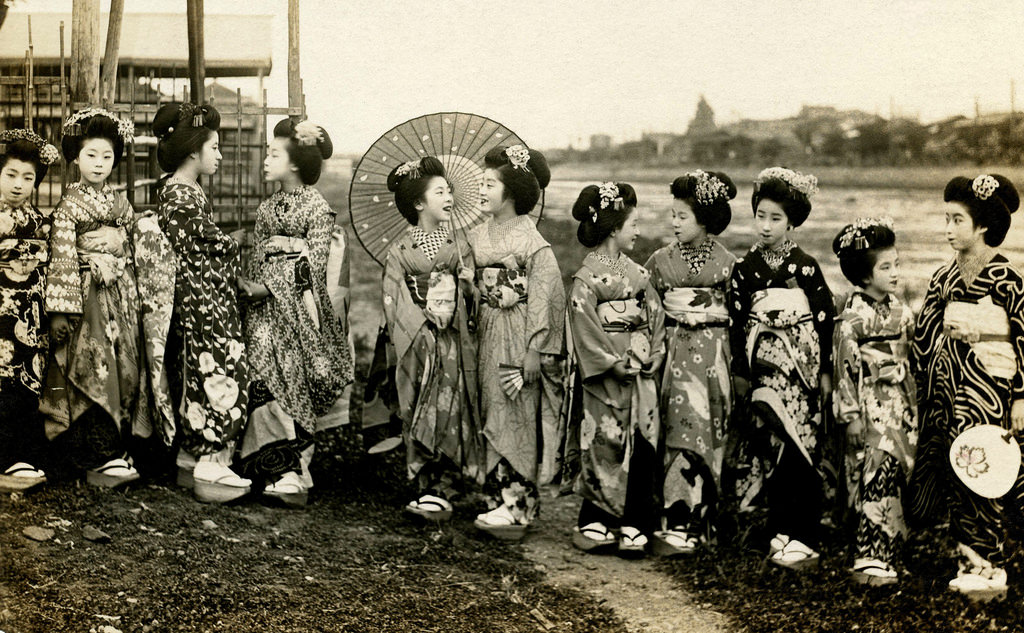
239,186,353,485
834,291,917,567
728,240,835,544
158,178,249,457
381,224,484,493
646,238,736,537
910,254,1024,569
0,199,52,470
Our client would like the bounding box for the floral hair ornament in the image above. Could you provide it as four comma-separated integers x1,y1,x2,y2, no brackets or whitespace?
292,120,324,147
590,181,623,223
755,166,819,198
972,174,1000,201
837,216,895,251
394,159,422,180
62,107,135,143
0,128,61,165
505,144,531,171
178,102,205,128
690,169,729,206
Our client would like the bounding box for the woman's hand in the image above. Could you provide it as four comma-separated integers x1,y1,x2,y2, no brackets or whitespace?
820,373,833,403
457,265,474,283
611,360,640,382
1012,399,1024,433
238,278,270,302
640,354,663,377
733,376,749,399
50,314,72,344
845,417,865,449
523,349,541,384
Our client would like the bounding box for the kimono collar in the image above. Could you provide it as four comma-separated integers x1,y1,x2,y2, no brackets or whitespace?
0,198,30,213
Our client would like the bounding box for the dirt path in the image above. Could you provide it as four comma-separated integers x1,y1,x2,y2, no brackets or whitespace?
520,488,732,633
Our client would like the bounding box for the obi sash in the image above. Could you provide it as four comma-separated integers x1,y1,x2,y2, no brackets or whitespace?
0,237,48,274
944,298,1015,379
406,270,457,328
663,287,729,329
746,287,814,386
263,235,308,261
857,333,908,384
77,225,129,285
264,235,320,329
596,294,648,333
477,265,528,309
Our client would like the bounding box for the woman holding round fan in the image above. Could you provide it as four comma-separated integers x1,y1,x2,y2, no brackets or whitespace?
380,156,484,521
469,145,565,540
235,119,354,507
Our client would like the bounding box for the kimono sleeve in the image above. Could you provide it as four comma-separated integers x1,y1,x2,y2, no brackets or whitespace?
304,199,334,278
45,197,83,314
161,186,234,258
526,245,565,356
1003,269,1024,399
801,257,836,374
567,278,620,379
381,248,425,363
643,277,666,365
911,269,945,392
832,310,863,427
728,261,752,377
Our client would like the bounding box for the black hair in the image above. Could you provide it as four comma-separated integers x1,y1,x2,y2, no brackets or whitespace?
752,175,812,227
483,145,550,215
831,222,897,287
152,102,222,173
386,156,447,225
61,113,125,168
943,174,1020,247
272,118,334,185
571,182,638,248
0,139,47,187
669,170,736,235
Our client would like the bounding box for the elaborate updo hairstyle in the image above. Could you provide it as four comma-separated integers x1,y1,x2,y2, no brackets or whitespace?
751,166,818,228
0,129,59,187
832,217,897,287
152,102,221,173
670,169,736,235
61,109,129,168
483,144,550,215
386,156,447,225
571,182,638,248
943,174,1020,247
272,118,334,185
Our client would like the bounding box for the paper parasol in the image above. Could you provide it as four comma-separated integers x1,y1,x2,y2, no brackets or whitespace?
349,112,544,265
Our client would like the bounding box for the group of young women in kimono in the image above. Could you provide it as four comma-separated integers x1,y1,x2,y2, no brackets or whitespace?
2,107,1022,602
379,147,1024,601
0,103,352,508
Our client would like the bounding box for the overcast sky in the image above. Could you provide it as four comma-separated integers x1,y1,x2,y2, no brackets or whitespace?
10,0,1024,153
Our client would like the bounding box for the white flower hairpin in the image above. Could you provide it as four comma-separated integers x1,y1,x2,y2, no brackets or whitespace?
505,144,531,170
690,169,729,206
972,174,999,201
755,166,819,198
293,120,324,147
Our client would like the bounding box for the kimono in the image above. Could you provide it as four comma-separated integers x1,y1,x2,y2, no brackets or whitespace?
910,254,1024,568
381,224,483,492
158,178,249,457
728,240,835,540
39,183,144,468
833,291,917,566
645,238,736,535
0,198,52,470
563,253,665,519
468,215,564,523
240,186,354,487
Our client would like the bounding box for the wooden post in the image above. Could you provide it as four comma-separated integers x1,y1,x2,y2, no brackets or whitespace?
186,0,205,104
70,0,100,105
287,0,301,120
99,0,124,107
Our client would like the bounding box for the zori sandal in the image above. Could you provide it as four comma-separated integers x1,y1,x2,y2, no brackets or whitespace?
617,526,648,558
474,505,528,541
192,460,251,504
652,529,699,557
851,558,899,586
768,533,790,557
263,471,309,508
572,522,616,552
0,462,47,492
403,493,453,522
86,457,140,488
770,538,820,571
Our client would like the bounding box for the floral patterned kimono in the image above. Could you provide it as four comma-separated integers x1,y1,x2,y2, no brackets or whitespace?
381,224,483,492
834,291,917,567
910,254,1024,569
563,253,665,519
158,178,249,457
646,238,735,536
468,215,564,523
40,184,145,467
0,199,52,470
240,186,353,486
728,240,834,540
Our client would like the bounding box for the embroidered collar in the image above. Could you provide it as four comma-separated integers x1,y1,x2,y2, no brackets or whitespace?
409,223,450,261
756,239,795,270
676,237,714,276
589,250,629,278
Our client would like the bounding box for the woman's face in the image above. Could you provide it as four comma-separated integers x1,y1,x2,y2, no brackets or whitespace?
945,202,986,252
417,175,454,226
865,246,900,296
671,198,706,246
0,157,37,206
77,137,116,188
614,207,639,253
196,132,222,176
479,168,506,216
264,136,296,184
754,198,791,249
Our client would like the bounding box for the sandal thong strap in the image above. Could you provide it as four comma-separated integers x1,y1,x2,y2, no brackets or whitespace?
3,462,45,478
93,458,137,475
579,522,613,542
773,539,818,561
477,504,519,527
619,526,648,547
661,530,698,549
413,494,452,513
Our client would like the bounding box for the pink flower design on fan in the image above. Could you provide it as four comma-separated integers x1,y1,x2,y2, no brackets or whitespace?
955,445,990,479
